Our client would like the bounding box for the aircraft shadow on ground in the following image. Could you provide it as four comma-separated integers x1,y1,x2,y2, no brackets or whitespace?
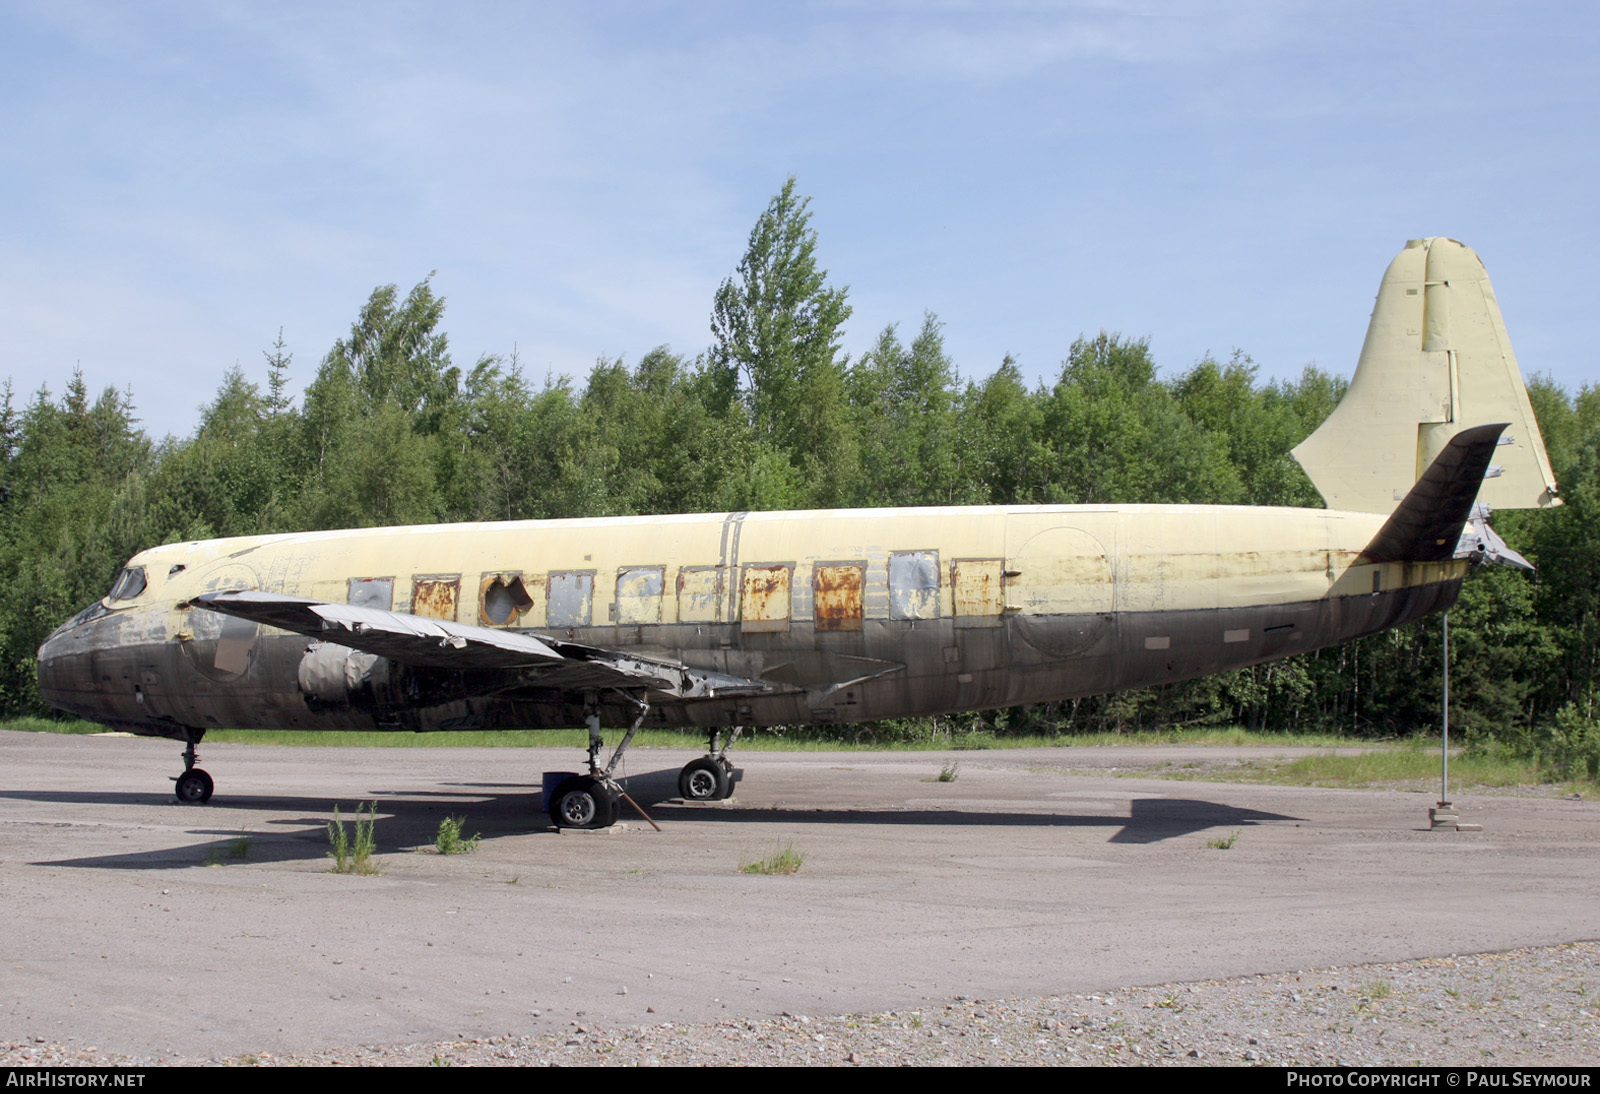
5,765,1300,869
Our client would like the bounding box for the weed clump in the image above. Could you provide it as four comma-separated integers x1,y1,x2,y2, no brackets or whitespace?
1204,830,1240,850
434,815,480,855
328,801,380,874
740,843,805,875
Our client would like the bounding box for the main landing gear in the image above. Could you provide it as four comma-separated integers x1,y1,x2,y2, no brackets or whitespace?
545,700,746,828
547,694,647,831
172,732,214,804
678,727,741,802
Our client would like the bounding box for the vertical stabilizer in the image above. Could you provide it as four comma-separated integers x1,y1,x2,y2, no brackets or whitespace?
1291,238,1559,513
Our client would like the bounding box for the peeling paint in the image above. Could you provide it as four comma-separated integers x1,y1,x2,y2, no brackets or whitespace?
678,566,723,623
615,566,665,625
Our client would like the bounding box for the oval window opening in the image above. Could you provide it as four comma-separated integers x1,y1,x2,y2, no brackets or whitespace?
483,581,517,625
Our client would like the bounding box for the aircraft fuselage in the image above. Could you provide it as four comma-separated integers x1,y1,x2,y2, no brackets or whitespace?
37,503,1464,739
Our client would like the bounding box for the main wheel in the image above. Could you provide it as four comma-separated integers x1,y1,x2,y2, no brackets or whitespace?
679,757,731,801
174,768,214,804
549,776,619,829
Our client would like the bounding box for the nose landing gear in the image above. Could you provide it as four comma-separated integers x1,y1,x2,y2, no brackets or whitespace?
172,732,214,804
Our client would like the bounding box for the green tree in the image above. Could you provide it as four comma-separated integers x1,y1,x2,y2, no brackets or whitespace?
708,177,854,497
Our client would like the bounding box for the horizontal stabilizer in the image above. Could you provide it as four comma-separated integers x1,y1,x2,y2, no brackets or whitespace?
1361,423,1507,563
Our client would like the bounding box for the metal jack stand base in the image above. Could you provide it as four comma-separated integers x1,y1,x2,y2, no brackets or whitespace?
1428,801,1482,832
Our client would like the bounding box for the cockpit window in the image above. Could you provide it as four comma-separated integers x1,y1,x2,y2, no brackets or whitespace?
108,566,148,601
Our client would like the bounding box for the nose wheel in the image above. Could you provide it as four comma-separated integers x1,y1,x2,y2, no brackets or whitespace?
175,768,214,804
172,733,214,804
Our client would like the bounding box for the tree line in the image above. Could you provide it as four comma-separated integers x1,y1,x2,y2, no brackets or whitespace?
4,179,1598,763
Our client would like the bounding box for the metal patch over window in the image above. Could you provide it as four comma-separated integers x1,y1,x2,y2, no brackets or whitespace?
740,563,792,633
547,571,595,628
813,563,865,632
888,550,940,620
615,566,665,625
411,575,461,621
347,577,394,611
677,566,723,623
951,558,1004,628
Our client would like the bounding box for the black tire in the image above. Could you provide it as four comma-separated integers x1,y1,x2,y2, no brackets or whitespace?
679,757,730,802
175,768,214,804
549,776,619,829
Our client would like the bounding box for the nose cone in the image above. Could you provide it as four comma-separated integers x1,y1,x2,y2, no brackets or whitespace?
35,602,147,725
37,617,96,718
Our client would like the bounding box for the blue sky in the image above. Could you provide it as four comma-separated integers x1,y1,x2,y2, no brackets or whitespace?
3,2,1595,438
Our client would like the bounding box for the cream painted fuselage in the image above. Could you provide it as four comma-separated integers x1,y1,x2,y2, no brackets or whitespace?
37,503,1463,740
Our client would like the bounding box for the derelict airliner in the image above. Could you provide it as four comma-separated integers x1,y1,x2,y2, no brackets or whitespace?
36,238,1558,828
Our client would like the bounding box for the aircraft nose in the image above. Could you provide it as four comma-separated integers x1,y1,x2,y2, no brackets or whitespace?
35,606,118,721
36,629,77,714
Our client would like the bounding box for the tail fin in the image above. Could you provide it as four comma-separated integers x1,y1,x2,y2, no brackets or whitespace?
1292,238,1559,514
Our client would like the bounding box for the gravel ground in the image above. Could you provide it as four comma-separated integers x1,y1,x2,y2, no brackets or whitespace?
6,942,1596,1067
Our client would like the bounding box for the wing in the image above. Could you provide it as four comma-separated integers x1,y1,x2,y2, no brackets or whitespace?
191,590,766,700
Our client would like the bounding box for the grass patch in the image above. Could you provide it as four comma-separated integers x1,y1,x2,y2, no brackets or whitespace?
1124,740,1558,792
0,717,107,735
740,843,805,875
1203,830,1240,850
922,761,961,783
203,833,252,867
1259,747,1540,790
433,815,479,855
328,801,380,875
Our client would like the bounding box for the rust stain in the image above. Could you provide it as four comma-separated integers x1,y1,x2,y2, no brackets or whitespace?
412,575,460,621
813,563,864,632
741,564,791,633
951,559,1005,618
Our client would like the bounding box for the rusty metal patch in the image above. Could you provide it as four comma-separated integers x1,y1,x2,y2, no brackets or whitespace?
411,574,460,621
615,566,665,625
888,550,940,620
479,572,534,627
951,558,1004,628
678,566,723,623
547,571,594,628
741,563,792,633
812,563,864,632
